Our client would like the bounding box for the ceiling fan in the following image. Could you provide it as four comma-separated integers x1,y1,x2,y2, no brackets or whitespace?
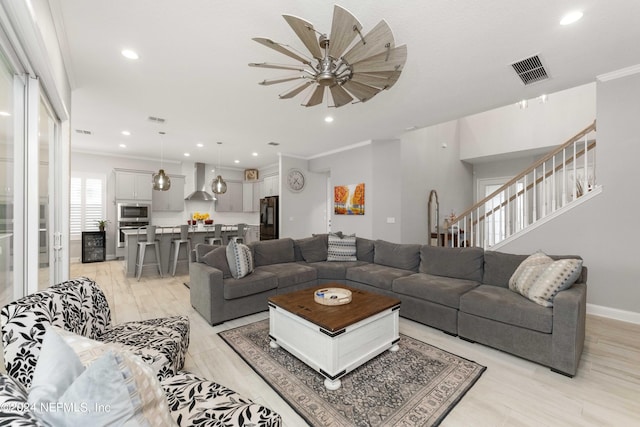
249,5,407,108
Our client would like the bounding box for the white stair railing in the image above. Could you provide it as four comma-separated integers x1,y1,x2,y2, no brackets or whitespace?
445,121,597,249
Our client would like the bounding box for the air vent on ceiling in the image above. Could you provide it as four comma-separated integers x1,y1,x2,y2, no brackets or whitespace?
267,141,280,146
147,116,166,123
75,129,92,135
511,55,549,85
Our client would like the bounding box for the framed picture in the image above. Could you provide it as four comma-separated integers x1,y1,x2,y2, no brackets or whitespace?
334,183,365,215
244,169,259,181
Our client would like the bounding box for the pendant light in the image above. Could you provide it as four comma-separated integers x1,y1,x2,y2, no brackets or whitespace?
212,141,227,194
153,131,171,191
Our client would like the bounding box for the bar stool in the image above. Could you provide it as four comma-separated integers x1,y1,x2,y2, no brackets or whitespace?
135,225,163,281
206,224,224,245
170,224,191,276
228,223,247,244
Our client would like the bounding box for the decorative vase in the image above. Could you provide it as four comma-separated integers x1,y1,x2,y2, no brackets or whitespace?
197,221,204,231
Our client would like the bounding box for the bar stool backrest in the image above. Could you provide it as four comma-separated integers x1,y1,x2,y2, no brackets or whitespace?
236,223,246,236
180,224,189,240
214,224,223,237
146,225,157,242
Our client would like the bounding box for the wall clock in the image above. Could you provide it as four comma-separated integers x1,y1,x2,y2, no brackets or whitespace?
286,168,305,192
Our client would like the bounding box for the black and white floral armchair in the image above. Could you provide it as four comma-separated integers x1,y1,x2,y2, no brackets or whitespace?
0,277,281,426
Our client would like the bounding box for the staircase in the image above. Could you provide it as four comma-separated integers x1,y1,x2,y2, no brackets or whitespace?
445,120,598,250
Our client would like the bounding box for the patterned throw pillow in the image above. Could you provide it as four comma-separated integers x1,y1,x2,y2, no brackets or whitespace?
327,233,357,262
226,239,254,279
509,251,583,307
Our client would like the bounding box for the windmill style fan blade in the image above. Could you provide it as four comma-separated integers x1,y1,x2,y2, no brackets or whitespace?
350,71,401,89
343,20,395,65
279,81,314,99
252,37,311,65
259,76,306,86
328,5,362,59
329,84,354,107
351,44,407,74
283,15,323,60
343,80,381,103
303,85,325,107
249,62,307,71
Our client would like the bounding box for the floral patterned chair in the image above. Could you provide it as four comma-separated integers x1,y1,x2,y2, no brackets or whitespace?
0,277,282,426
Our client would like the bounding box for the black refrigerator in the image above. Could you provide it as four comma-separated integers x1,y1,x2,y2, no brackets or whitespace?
260,196,279,240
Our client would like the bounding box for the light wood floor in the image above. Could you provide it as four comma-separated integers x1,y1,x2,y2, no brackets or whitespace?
70,260,640,427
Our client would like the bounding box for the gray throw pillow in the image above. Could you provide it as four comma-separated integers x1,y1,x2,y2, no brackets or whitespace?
356,237,375,263
194,243,219,262
296,236,328,262
201,246,232,279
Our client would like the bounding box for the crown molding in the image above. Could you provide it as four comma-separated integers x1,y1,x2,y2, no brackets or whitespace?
596,64,640,82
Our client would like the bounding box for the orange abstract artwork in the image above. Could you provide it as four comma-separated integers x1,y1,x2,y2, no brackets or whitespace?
334,183,365,215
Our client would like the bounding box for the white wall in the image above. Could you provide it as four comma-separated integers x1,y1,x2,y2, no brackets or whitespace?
279,156,327,239
498,71,640,318
400,120,474,244
309,143,374,238
459,83,596,161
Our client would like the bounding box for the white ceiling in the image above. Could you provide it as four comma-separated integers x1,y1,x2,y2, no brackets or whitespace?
55,0,640,169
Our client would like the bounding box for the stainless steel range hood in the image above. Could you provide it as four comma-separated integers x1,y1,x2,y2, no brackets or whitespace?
185,163,215,201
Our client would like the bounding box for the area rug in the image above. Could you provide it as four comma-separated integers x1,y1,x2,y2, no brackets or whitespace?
219,319,485,426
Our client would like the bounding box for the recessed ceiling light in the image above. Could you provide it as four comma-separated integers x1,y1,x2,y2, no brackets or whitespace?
252,152,258,157
121,49,139,60
324,116,334,123
121,130,130,136
0,111,11,117
196,143,204,148
184,153,190,157
234,160,240,164
560,11,583,26
119,144,127,148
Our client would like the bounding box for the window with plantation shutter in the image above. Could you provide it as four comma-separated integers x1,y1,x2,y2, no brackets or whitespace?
70,174,106,239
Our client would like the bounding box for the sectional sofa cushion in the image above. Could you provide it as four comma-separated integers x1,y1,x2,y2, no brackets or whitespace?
482,251,529,287
459,285,553,333
356,237,375,263
294,236,327,262
420,246,484,281
223,270,278,300
194,243,220,262
311,260,368,281
251,238,295,267
201,246,232,278
346,264,414,291
256,263,317,289
226,240,254,279
373,240,421,272
327,233,357,261
393,273,479,309
509,252,583,307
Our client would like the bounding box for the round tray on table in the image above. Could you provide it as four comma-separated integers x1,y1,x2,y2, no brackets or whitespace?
313,288,352,306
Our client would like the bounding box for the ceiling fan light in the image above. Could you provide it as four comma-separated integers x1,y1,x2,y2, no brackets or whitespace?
153,169,171,191
212,175,227,194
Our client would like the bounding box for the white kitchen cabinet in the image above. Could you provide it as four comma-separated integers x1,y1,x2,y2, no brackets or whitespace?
152,175,185,211
114,170,153,200
263,175,279,197
215,181,243,212
253,181,261,211
243,182,255,212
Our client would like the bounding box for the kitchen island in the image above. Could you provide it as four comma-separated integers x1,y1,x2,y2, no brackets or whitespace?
121,226,239,277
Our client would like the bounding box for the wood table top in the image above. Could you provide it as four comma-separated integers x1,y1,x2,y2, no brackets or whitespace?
268,284,400,332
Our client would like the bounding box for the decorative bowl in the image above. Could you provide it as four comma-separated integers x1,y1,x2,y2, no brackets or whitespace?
313,288,352,306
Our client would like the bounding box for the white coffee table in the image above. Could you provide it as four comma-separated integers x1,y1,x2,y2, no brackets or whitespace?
268,285,400,390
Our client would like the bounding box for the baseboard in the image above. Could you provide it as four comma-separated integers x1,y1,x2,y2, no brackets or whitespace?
587,303,640,325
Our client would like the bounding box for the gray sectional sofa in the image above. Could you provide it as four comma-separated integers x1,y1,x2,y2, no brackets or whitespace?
189,235,587,377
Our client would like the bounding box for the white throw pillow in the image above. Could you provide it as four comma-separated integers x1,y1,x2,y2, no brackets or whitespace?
30,327,175,427
327,233,357,262
226,239,254,279
509,251,583,307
